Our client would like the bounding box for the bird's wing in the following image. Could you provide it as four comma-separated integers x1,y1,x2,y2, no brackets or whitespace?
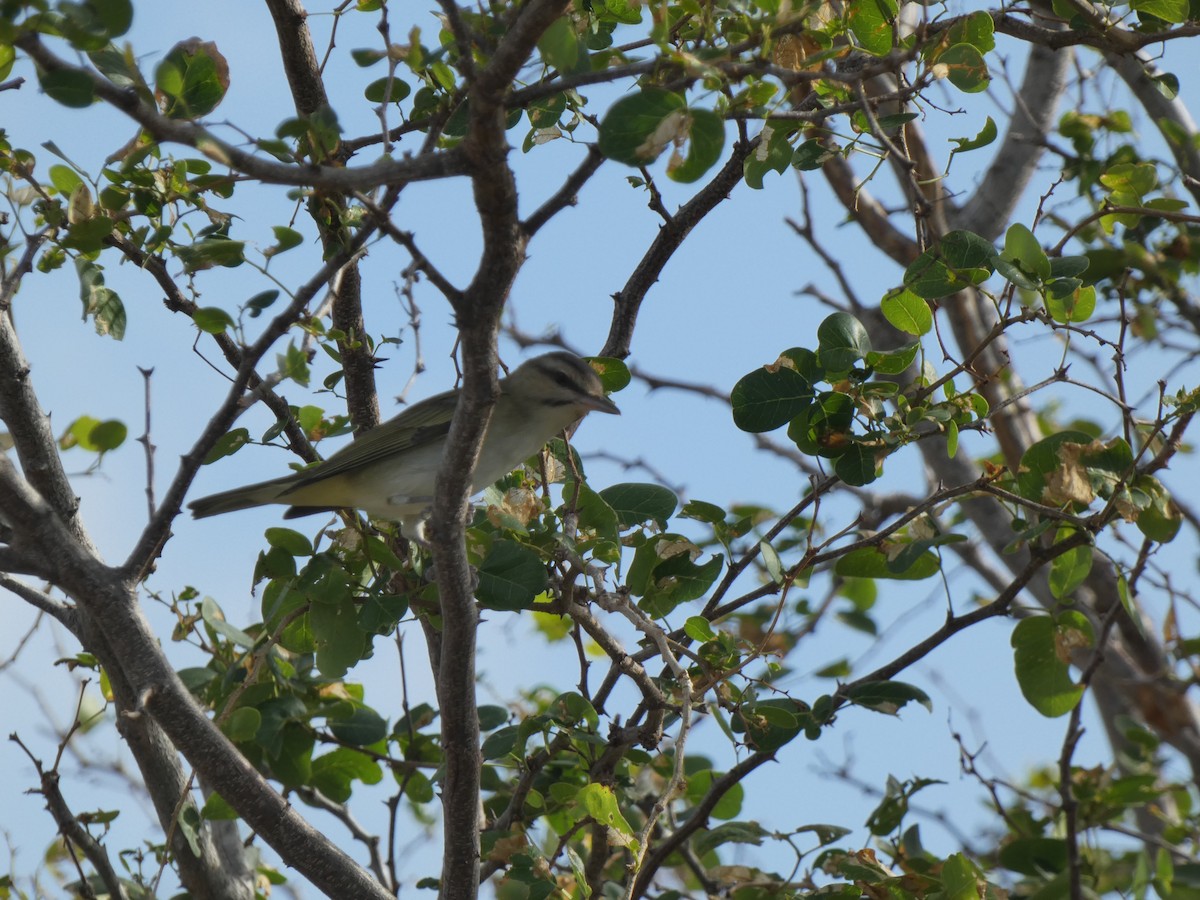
288,388,457,486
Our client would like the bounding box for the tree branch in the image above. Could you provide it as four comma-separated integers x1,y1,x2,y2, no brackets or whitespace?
430,3,575,895
603,138,755,359
121,225,378,580
11,732,130,900
0,231,97,545
954,41,1071,238
15,34,468,191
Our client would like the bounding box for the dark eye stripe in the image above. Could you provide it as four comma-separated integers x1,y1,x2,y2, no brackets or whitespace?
533,356,586,386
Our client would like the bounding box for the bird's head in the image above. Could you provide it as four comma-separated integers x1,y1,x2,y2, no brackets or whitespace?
503,351,621,417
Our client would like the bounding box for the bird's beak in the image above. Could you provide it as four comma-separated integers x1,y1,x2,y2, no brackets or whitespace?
584,394,621,415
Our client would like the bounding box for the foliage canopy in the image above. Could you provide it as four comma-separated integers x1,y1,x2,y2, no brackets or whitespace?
2,0,1200,897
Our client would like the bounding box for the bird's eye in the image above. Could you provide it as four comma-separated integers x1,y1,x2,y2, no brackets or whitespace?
552,370,575,389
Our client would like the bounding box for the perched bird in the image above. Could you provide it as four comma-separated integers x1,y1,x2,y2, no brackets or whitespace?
188,351,619,539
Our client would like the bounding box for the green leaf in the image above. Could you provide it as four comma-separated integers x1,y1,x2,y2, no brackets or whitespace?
936,43,990,93
91,0,134,35
59,416,98,452
1015,430,1096,506
876,112,918,130
788,391,854,458
847,0,898,56
200,597,256,649
680,499,727,524
941,10,995,53
864,777,943,836
176,806,201,857
598,483,678,529
1012,612,1094,717
245,289,280,318
817,312,871,372
1152,71,1180,100
268,225,304,256
640,551,723,618
1001,223,1050,282
363,76,411,104
49,164,85,196
834,443,879,486
731,360,816,433
597,88,687,166
481,725,519,760
684,615,717,642
948,115,997,158
998,838,1068,876
476,541,548,611
75,258,127,340
1045,284,1096,324
312,747,383,802
63,217,114,254
760,539,783,584
549,691,599,728
0,43,13,82
737,698,805,752
221,707,261,743
602,0,643,25
61,417,126,453
537,15,581,72
693,821,771,858
792,138,837,171
88,419,127,452
155,39,230,119
844,681,932,715
880,288,933,336
904,231,994,300
40,69,96,107
265,527,314,557
685,770,744,820
564,480,620,543
1099,161,1158,196
666,108,726,183
201,792,238,821
278,343,311,388
203,428,250,464
575,784,635,838
328,706,388,746
268,725,314,788
864,340,920,375
1135,475,1182,543
934,231,993,272
478,705,509,731
1131,0,1188,23
743,123,795,189
310,596,368,679
193,306,234,334
177,237,247,273
940,853,982,900
586,356,631,393
1048,256,1090,279
402,770,435,803
1048,527,1093,600
351,48,385,66
357,593,409,634
834,546,940,580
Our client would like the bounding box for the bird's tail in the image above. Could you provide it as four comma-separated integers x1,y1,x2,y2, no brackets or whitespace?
188,476,294,519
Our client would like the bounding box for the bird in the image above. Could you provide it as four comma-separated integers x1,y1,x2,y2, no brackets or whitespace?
188,351,620,540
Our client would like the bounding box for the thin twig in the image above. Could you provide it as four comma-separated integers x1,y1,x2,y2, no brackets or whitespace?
136,367,156,522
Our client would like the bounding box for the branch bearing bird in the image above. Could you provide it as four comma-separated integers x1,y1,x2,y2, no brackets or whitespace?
188,351,619,540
